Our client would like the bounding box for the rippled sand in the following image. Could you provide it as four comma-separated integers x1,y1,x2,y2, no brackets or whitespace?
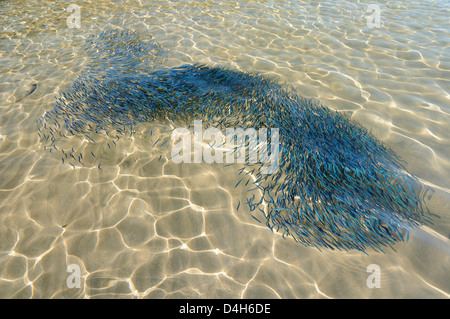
0,0,449,298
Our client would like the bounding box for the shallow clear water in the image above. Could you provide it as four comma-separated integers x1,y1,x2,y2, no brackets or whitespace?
0,0,449,298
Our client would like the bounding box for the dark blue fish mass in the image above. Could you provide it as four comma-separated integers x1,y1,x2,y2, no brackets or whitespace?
37,30,431,252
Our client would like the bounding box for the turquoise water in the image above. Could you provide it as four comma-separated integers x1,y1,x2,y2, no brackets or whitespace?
0,0,449,298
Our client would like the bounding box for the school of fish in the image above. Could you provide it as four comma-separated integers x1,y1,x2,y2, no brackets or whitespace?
37,30,431,253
